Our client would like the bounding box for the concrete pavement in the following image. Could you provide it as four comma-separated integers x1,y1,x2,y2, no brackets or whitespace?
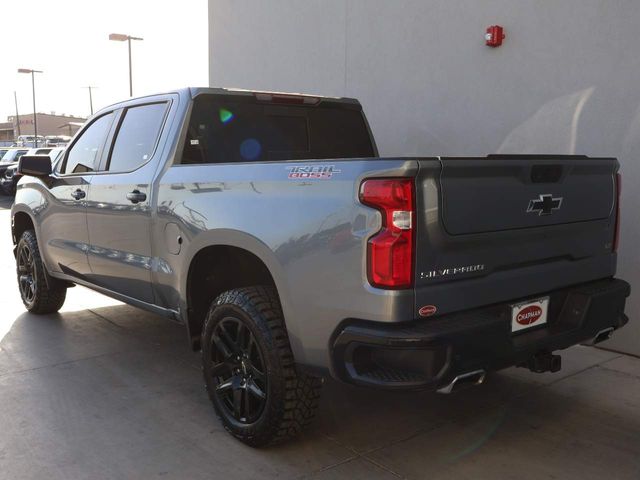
0,195,639,479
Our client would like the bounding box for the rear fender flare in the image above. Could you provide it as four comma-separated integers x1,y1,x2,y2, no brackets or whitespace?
180,229,303,360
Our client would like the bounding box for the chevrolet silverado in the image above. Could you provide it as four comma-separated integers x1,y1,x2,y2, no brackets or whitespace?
11,87,630,446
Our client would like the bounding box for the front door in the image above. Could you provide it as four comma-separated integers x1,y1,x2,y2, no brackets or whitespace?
39,112,115,278
85,102,169,304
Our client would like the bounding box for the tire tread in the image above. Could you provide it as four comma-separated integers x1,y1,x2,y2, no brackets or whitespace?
202,285,322,447
17,230,66,314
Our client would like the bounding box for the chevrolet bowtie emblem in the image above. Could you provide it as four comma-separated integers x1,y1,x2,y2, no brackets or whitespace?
527,194,563,216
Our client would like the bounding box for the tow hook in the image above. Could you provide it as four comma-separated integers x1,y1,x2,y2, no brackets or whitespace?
524,351,562,373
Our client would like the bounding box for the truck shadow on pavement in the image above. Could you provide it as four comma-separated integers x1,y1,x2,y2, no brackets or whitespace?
1,303,639,479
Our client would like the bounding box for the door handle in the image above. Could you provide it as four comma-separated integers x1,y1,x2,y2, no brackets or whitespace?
126,190,147,204
71,189,85,200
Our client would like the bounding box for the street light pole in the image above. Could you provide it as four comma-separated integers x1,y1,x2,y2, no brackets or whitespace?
18,68,43,147
31,71,37,146
109,33,143,97
128,37,133,97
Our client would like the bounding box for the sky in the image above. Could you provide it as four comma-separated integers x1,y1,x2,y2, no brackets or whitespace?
0,0,208,122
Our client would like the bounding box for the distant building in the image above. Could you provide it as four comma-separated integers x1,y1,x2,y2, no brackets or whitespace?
58,121,86,137
5,112,86,140
0,121,13,143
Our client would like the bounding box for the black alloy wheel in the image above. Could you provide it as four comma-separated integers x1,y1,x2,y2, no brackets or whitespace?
15,230,67,313
17,242,37,305
210,316,268,423
202,286,322,447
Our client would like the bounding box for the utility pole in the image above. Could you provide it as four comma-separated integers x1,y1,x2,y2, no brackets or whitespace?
83,86,96,115
13,91,21,138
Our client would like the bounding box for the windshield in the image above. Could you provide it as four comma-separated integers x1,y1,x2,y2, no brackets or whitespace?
182,95,375,164
0,149,8,160
1,150,18,162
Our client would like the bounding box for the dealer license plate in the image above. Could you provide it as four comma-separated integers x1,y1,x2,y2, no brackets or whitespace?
511,296,549,333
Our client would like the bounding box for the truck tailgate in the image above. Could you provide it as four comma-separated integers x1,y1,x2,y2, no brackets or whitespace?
414,155,619,317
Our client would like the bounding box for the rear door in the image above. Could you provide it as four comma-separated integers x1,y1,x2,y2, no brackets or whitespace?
414,155,618,317
85,101,170,304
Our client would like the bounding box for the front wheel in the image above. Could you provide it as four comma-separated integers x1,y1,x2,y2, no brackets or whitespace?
16,230,67,313
202,286,322,447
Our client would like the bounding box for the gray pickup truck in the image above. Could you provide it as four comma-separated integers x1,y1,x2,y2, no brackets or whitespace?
11,87,630,446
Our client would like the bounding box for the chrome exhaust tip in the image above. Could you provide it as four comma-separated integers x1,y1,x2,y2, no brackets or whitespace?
585,327,615,346
437,369,486,394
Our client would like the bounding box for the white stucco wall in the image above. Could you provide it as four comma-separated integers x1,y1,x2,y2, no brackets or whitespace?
209,0,640,355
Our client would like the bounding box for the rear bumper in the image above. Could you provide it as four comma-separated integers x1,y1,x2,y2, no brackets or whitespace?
330,278,630,390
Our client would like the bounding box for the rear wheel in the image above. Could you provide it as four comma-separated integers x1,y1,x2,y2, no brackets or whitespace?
202,286,322,447
16,230,67,313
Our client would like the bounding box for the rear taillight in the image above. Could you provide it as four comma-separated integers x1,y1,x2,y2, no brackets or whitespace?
613,173,621,252
359,178,415,289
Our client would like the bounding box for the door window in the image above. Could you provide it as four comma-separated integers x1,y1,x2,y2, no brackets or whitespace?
107,103,167,173
63,113,114,174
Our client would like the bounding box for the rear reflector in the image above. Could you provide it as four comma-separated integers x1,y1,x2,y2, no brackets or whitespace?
613,173,621,252
360,178,415,289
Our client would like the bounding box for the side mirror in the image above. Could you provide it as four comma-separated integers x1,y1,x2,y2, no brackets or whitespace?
18,155,52,177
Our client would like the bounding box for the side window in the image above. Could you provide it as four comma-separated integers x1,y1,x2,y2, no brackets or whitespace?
15,150,28,161
107,103,167,173
63,113,114,174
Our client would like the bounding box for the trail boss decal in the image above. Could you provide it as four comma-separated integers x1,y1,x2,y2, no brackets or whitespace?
287,165,341,179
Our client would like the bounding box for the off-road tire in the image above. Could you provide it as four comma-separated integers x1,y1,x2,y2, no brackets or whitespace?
202,286,322,447
16,230,67,313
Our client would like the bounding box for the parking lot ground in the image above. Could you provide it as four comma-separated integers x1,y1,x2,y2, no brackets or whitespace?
0,195,639,480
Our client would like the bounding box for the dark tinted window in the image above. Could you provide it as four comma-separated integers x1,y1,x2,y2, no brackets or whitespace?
182,95,374,164
63,113,114,174
108,103,167,172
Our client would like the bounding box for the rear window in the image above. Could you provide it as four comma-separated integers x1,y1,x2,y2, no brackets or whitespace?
107,102,167,173
182,95,374,164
